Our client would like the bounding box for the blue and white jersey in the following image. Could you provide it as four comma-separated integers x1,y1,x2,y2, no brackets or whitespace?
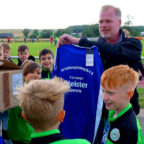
53,44,103,143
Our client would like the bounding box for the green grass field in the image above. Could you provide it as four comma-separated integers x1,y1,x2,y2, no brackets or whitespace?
9,40,144,108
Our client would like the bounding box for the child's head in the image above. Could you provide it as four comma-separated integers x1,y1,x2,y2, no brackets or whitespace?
39,48,54,70
22,60,41,83
18,45,29,62
1,43,10,60
101,65,139,113
17,78,70,131
0,46,3,60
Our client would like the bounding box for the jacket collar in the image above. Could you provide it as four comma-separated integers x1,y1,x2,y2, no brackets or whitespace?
98,29,125,44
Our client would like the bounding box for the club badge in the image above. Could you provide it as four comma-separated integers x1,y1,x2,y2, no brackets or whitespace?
110,128,120,141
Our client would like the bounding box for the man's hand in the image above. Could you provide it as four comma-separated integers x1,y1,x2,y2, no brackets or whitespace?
57,34,80,48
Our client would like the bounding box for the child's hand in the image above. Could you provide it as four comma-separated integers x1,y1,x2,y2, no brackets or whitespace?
0,62,3,66
4,105,10,111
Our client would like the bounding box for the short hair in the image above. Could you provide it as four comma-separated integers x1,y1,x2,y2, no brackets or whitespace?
101,65,139,91
0,45,3,51
123,29,131,38
22,60,41,76
1,43,10,51
101,5,121,18
39,48,54,60
17,78,70,130
0,46,3,58
18,45,29,52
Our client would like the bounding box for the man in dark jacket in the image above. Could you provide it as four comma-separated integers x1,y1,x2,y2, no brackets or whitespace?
57,5,142,115
57,4,142,143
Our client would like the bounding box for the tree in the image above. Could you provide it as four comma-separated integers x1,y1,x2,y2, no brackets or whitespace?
40,30,53,38
82,24,100,37
123,15,135,36
29,29,39,38
23,29,31,38
55,29,67,37
124,15,134,26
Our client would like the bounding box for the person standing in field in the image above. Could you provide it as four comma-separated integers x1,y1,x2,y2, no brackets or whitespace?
50,36,54,47
7,36,11,44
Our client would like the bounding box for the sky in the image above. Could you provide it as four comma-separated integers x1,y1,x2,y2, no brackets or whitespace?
1,0,143,29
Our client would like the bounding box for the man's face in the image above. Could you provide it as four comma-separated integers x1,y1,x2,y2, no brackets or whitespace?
40,53,54,70
99,8,121,40
18,49,29,62
4,49,10,60
102,86,129,114
0,50,4,60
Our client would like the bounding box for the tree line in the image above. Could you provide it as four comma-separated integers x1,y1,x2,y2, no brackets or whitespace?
23,24,144,39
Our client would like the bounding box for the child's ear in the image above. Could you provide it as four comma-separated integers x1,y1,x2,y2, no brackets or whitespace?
58,110,65,123
22,111,27,121
127,91,134,98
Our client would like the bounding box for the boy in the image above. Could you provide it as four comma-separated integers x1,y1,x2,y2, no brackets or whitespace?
1,43,13,62
17,45,35,67
0,45,3,60
39,48,54,79
101,65,144,144
0,45,11,144
17,78,90,144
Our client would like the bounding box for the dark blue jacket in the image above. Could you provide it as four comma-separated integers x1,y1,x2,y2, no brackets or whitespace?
79,29,142,115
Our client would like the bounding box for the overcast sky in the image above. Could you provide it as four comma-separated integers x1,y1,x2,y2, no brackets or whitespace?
1,0,143,29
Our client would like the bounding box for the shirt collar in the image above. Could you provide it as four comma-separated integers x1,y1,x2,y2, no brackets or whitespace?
108,103,132,122
31,129,60,138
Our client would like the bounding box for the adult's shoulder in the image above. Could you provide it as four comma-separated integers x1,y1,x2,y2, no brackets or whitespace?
125,37,142,48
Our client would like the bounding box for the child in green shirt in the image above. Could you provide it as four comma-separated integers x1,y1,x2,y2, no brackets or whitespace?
8,61,41,144
17,78,90,144
39,48,54,79
101,65,144,144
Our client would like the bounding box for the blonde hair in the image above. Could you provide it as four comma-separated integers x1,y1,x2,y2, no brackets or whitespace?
123,29,131,38
0,46,3,59
101,65,138,91
17,78,70,130
1,42,10,51
101,5,121,18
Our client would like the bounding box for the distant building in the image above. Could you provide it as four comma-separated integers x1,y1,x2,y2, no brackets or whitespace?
140,32,144,36
71,32,82,37
0,33,14,38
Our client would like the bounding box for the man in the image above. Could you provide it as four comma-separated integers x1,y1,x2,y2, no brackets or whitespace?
57,5,142,116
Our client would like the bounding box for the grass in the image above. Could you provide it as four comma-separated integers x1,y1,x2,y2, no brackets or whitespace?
10,41,57,63
9,40,144,108
137,88,144,108
10,42,57,56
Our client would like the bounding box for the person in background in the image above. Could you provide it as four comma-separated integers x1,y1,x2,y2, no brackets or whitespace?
0,46,11,144
54,37,58,46
7,37,11,44
17,45,35,67
50,36,54,47
101,65,144,144
0,45,3,60
1,43,13,62
24,37,26,44
17,78,90,144
39,48,54,79
7,60,41,144
123,29,144,80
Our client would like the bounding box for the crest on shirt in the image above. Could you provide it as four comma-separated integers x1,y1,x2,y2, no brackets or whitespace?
110,128,120,141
